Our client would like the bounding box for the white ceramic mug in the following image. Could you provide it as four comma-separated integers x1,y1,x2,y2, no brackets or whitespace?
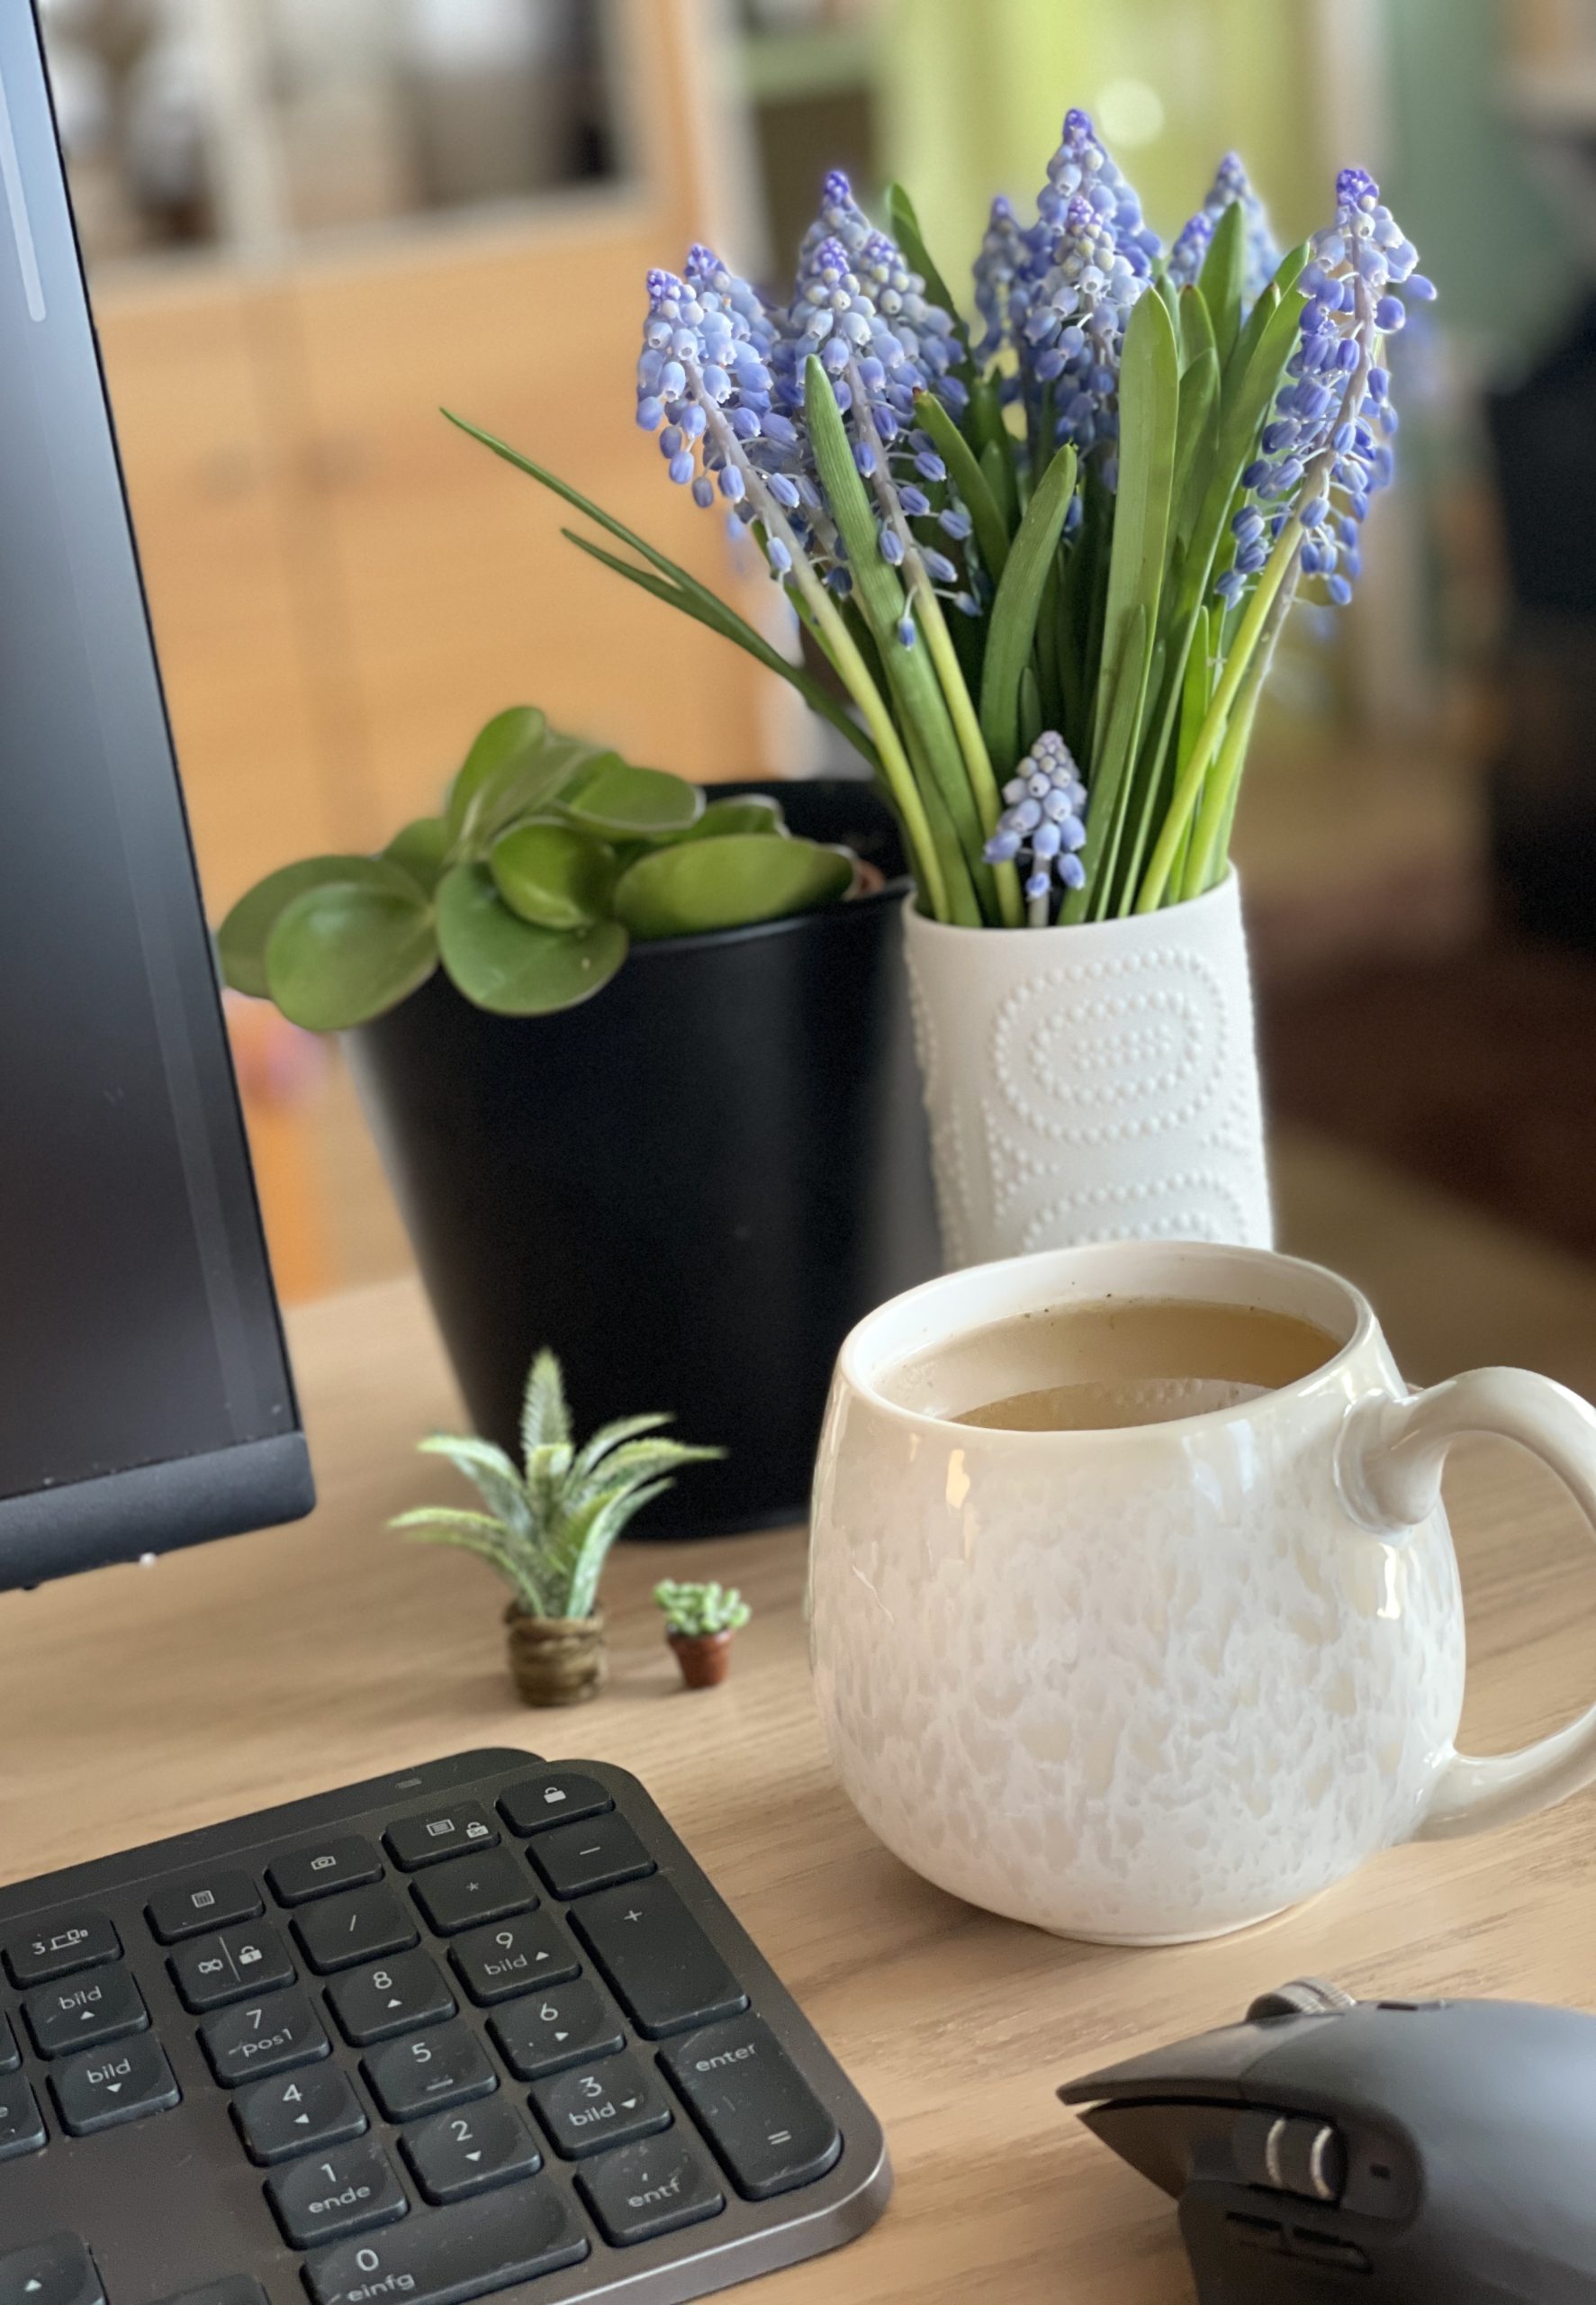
808,1240,1596,1945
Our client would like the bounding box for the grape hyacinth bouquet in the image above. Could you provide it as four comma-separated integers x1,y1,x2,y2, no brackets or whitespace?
448,118,1431,932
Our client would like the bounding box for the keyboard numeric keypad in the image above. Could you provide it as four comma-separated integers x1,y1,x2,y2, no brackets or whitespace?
231,2063,368,2165
326,1949,455,2046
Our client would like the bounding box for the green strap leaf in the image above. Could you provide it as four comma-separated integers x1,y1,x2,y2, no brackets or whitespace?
1198,199,1248,366
436,863,627,1015
978,441,1078,774
1092,288,1179,748
264,867,437,1031
884,180,973,365
912,390,1010,580
1178,282,1218,373
557,529,879,771
1171,347,1221,554
1059,603,1148,924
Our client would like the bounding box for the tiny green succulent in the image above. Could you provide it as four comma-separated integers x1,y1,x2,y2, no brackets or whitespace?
392,1350,722,1621
219,706,857,1029
654,1579,752,1639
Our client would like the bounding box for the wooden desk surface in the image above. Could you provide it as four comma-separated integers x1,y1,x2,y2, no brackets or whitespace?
5,1263,1596,2302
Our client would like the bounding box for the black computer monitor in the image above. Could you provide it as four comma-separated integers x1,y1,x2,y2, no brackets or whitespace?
0,3,313,1588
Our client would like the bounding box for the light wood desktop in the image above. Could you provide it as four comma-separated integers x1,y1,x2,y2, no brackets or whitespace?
5,1259,1596,2302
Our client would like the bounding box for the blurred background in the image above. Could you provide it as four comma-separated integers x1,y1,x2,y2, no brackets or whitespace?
41,0,1596,1397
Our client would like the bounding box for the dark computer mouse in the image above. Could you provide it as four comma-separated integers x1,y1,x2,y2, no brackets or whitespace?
1059,1978,1596,2302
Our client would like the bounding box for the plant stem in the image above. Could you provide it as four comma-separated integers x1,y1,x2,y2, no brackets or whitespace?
915,589,1023,926
1133,520,1298,912
1180,574,1289,898
692,378,951,922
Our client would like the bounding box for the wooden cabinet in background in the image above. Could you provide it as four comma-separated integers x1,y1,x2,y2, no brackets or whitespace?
86,0,780,920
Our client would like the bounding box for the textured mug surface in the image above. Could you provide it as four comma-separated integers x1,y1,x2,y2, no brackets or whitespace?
902,874,1272,1268
809,1241,1596,1943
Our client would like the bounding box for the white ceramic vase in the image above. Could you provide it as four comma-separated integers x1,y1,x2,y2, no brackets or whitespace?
901,873,1272,1268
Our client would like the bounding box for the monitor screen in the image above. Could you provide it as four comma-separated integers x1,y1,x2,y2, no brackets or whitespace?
0,4,311,1586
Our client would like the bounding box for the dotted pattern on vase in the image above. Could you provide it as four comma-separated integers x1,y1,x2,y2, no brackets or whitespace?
809,1377,1467,1943
907,903,1273,1264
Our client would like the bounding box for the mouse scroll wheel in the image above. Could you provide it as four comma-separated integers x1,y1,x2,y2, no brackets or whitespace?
1246,1978,1357,2021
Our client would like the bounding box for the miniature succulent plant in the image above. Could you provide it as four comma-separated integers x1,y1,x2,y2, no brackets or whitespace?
219,708,857,1028
392,1349,722,1621
654,1579,752,1639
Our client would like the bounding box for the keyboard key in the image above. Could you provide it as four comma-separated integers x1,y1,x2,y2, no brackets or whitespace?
577,2132,726,2246
170,1919,295,2012
384,1802,500,1870
529,2047,672,2159
302,2181,588,2305
489,1978,625,2081
25,1963,149,2057
0,2078,47,2161
293,1885,419,1975
401,2098,542,2203
499,1770,614,1838
200,1989,331,2087
267,1835,383,1906
327,1948,455,2046
147,1871,262,1943
50,2034,180,2135
661,2012,841,2200
152,2282,270,2305
232,2062,368,2165
4,1913,119,1987
0,2237,104,2305
364,2020,498,2122
450,1912,581,2005
0,2016,18,2073
267,2136,408,2249
410,1846,535,1936
527,1813,654,1901
572,1878,748,2039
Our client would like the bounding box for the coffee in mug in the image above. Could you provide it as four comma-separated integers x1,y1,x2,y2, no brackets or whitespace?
808,1241,1596,1944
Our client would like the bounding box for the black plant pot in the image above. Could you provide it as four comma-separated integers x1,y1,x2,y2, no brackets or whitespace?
347,780,939,1537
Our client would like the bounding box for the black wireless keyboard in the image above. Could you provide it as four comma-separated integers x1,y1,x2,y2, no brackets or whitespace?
0,1748,890,2304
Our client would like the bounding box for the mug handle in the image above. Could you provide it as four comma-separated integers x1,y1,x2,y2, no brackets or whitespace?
1337,1368,1596,1840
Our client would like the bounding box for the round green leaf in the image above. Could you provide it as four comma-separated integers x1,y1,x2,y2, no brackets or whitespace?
218,855,393,999
265,864,437,1031
559,760,703,837
446,705,547,837
436,863,627,1014
613,834,855,941
383,816,453,895
490,823,618,930
662,794,787,845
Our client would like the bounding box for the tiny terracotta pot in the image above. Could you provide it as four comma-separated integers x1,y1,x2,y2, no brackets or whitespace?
506,1605,607,1706
668,1628,734,1689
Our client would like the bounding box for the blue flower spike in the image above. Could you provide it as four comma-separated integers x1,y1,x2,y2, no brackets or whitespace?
983,732,1088,925
1215,167,1428,614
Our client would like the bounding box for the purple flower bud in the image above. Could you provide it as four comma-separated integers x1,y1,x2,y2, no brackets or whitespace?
853,438,877,476
766,536,792,574
1327,574,1353,606
938,507,972,541
880,528,905,565
924,548,959,584
659,426,683,458
636,395,664,430
1059,854,1087,890
897,616,916,649
1407,274,1437,302
691,476,715,509
899,485,931,517
1299,495,1329,529
717,463,744,499
1375,295,1405,331
914,451,947,483
668,451,695,484
1242,459,1270,491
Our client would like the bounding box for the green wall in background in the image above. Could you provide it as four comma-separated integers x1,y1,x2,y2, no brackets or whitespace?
878,0,1322,315
1378,0,1581,372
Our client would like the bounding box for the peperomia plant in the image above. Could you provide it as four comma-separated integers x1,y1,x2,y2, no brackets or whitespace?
218,707,858,1027
448,120,1430,930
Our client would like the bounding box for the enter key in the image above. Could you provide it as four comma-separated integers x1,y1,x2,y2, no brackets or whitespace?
660,2013,841,2200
